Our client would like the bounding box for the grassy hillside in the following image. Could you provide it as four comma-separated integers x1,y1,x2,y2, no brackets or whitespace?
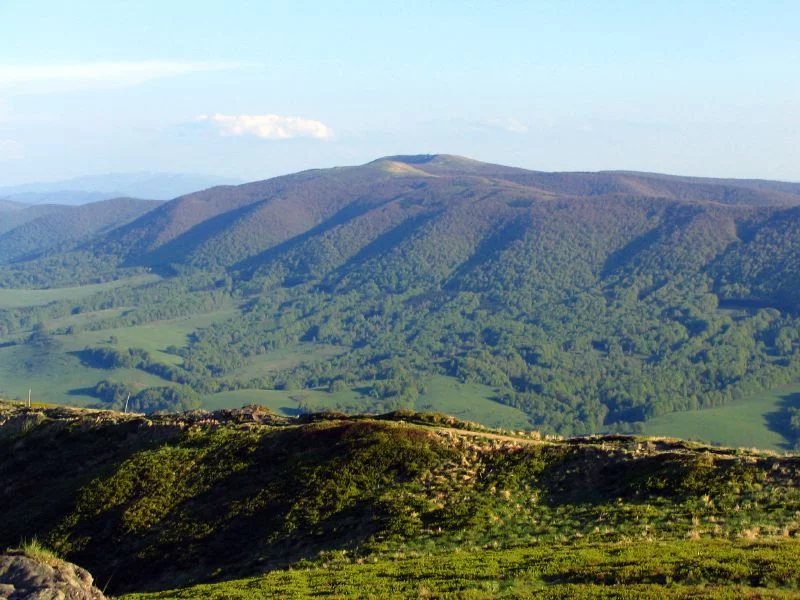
1,402,798,596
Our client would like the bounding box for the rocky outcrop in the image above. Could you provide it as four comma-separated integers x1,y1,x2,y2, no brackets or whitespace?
0,551,105,599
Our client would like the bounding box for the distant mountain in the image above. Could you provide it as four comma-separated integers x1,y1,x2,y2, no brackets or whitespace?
0,203,67,235
0,172,241,204
0,191,118,207
0,197,162,264
0,198,29,211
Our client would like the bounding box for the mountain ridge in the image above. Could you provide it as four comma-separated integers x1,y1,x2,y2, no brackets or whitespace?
87,155,800,273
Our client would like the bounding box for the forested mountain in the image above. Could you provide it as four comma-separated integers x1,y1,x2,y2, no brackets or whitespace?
91,155,800,271
0,197,162,264
0,203,69,235
2,155,800,439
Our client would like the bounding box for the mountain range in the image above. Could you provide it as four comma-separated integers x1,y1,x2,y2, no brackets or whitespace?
2,155,800,442
0,172,241,205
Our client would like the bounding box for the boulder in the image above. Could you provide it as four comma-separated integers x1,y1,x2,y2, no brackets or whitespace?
0,551,105,599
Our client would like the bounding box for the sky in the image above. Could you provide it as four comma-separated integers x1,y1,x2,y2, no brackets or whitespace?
0,0,798,185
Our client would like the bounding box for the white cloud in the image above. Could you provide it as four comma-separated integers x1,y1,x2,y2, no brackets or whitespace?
0,61,243,90
198,113,334,140
0,139,23,160
485,117,529,134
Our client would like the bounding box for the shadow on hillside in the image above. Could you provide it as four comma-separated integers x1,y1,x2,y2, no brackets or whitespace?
764,392,800,451
0,415,186,591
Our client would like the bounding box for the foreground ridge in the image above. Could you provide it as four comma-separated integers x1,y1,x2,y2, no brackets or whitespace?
1,401,798,596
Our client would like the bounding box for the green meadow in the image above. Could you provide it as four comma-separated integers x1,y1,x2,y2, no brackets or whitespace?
228,344,346,380
414,375,531,430
68,306,240,364
207,374,531,430
0,306,240,405
641,384,800,452
0,274,160,309
0,343,167,405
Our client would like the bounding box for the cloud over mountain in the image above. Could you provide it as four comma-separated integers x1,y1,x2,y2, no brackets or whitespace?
198,113,333,140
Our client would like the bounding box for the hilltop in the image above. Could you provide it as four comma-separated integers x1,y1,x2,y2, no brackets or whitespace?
1,401,798,597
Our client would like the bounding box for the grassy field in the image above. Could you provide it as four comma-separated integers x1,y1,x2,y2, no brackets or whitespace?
68,306,240,365
0,274,160,309
641,385,800,452
121,539,800,599
414,375,531,430
204,387,362,414
0,343,167,405
0,307,240,405
207,375,532,430
45,308,129,332
229,344,346,380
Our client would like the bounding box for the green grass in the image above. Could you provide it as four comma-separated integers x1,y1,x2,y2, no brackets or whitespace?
45,308,129,332
4,406,800,596
120,539,800,599
642,384,800,452
0,307,240,405
69,306,240,365
0,344,168,406
204,387,362,414
0,274,160,308
229,344,347,380
205,376,531,430
414,376,531,430
11,538,62,566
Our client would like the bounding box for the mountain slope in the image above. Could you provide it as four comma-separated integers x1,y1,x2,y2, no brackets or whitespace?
0,198,29,211
0,197,162,264
0,203,69,235
0,191,118,207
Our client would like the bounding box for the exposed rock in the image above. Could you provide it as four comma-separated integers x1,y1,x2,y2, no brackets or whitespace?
0,551,105,599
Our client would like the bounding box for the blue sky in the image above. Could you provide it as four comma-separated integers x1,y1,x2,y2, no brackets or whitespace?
0,0,798,184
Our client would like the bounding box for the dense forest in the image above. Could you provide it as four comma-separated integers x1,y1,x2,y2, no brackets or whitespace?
2,155,800,440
